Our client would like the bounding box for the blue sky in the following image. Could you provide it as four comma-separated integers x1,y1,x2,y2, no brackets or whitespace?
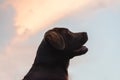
0,0,120,80
53,7,120,80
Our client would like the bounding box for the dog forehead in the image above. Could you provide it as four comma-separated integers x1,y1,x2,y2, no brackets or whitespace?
52,27,69,32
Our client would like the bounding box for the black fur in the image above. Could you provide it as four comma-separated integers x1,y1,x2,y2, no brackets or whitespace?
23,28,88,80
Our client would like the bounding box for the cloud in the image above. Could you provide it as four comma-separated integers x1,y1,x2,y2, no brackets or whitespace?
0,0,120,80
8,0,120,39
9,0,91,39
0,42,37,80
2,0,119,44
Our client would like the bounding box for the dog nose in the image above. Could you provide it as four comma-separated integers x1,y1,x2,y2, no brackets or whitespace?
81,32,87,36
74,32,88,40
81,32,88,40
77,32,88,40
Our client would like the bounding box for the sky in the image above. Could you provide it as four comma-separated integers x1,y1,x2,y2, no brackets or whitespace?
0,0,120,80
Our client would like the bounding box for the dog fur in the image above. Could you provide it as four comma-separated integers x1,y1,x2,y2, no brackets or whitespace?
23,28,88,80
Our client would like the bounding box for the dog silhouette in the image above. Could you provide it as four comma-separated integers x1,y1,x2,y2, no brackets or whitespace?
23,28,88,80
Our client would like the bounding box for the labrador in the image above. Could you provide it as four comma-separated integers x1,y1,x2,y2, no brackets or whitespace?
23,27,88,80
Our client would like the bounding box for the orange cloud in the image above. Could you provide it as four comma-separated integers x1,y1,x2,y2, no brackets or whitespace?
4,0,119,43
7,0,90,40
1,0,120,80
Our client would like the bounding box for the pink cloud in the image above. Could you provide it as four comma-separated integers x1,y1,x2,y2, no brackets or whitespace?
0,0,120,80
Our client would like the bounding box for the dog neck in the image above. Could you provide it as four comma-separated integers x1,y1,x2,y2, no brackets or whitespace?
24,40,69,80
34,39,54,65
33,39,69,71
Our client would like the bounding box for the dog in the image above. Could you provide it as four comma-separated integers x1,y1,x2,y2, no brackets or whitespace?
23,27,88,80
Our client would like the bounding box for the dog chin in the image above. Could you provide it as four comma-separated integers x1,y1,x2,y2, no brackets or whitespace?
74,46,88,54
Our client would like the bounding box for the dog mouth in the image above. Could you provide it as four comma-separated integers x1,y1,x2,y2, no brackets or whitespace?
74,37,88,54
72,33,88,54
73,39,88,54
74,46,88,53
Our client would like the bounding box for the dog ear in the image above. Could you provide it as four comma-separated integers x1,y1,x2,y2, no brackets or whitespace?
44,31,65,50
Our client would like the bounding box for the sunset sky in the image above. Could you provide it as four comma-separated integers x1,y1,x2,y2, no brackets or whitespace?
0,0,120,80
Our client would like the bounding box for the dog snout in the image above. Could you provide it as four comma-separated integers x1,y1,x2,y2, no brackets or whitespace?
81,32,87,36
81,32,87,37
78,32,87,36
82,32,88,39
75,32,87,37
79,32,88,39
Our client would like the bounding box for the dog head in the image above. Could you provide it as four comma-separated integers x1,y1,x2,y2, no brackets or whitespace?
44,28,88,58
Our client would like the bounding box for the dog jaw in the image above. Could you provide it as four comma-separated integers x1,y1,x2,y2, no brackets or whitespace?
73,46,88,55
